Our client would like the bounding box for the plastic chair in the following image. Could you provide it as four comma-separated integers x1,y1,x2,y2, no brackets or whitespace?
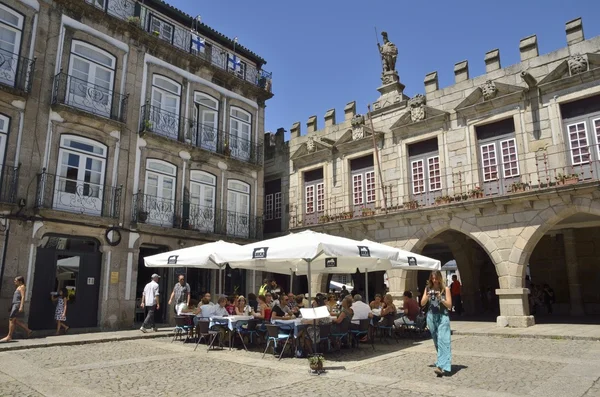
262,324,292,360
330,320,350,349
317,323,331,352
350,319,374,350
194,319,222,352
377,314,399,344
172,316,193,342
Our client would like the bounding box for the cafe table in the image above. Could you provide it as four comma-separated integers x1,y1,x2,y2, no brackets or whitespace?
210,315,254,350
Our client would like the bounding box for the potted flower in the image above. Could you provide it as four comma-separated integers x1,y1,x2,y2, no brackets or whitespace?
555,173,579,186
510,182,528,193
308,355,325,372
127,16,140,26
361,207,374,217
434,196,451,205
223,140,231,157
469,185,484,199
143,120,153,132
153,30,160,37
341,211,353,220
318,214,330,223
137,210,148,223
404,200,419,210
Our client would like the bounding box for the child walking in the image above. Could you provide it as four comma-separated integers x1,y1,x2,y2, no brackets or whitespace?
52,288,70,335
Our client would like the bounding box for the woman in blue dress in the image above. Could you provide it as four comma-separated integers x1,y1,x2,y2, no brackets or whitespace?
421,270,452,376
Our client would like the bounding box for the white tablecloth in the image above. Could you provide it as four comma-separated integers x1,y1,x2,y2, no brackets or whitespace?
210,315,253,331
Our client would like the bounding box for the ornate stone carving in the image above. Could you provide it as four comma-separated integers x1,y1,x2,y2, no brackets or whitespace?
306,136,316,152
378,32,398,74
568,54,588,75
351,114,365,128
408,94,426,122
481,80,498,101
351,114,365,140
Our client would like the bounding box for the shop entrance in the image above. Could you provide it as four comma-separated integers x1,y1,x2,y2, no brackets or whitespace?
29,235,102,330
135,245,170,324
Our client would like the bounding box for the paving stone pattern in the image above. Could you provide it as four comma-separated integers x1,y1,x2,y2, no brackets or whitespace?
0,335,599,397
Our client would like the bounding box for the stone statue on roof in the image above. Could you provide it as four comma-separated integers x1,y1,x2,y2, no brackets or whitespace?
378,31,398,74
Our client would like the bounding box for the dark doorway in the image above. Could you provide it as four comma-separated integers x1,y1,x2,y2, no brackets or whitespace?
136,245,170,324
29,235,102,330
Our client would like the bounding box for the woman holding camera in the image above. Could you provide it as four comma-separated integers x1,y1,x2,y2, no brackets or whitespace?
421,270,452,376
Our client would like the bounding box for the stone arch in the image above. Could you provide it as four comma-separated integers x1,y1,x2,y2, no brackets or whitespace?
509,197,600,279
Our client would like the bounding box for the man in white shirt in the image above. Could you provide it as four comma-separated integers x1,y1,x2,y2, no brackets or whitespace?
140,274,160,333
350,294,372,325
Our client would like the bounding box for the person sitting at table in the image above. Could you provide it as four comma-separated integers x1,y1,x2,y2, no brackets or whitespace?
395,291,420,327
370,294,383,310
235,296,251,315
192,296,228,326
271,295,294,320
330,296,353,347
379,294,397,327
248,293,258,312
265,293,274,308
253,294,272,322
225,295,236,315
350,294,372,325
203,292,214,305
293,295,305,315
326,294,338,313
287,292,297,313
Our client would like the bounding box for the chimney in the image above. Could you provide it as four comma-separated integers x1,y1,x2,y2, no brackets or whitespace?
424,71,438,93
566,17,584,46
290,122,301,139
485,49,501,73
324,108,336,127
519,35,539,61
454,61,469,83
307,115,317,133
344,101,356,120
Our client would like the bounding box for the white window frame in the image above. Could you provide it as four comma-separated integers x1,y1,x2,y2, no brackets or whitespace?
149,14,174,43
411,159,425,194
427,156,442,191
316,182,325,212
352,173,363,205
0,114,9,166
189,170,216,210
227,179,250,214
274,192,282,219
566,121,591,166
264,193,273,221
480,143,499,182
305,184,314,214
144,159,177,198
500,138,520,178
594,118,600,160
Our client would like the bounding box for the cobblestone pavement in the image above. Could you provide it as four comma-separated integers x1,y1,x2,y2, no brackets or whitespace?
0,334,599,397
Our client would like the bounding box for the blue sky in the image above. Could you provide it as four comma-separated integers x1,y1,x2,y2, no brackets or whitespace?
169,0,600,139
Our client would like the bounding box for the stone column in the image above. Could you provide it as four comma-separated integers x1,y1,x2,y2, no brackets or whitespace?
386,269,408,306
496,288,535,327
310,273,327,299
563,229,585,316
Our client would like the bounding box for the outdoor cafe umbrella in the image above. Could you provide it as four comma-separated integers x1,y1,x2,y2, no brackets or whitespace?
210,230,415,300
144,240,240,295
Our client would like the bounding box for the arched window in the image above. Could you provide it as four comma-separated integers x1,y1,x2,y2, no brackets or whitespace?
229,107,252,161
188,170,216,232
0,4,24,87
193,92,219,151
227,179,250,237
150,75,181,140
55,135,108,215
143,159,177,226
68,41,116,117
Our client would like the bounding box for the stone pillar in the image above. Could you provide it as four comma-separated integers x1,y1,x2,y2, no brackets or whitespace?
454,60,469,83
496,288,535,327
290,122,301,139
565,17,584,46
424,71,438,94
519,35,539,61
344,101,356,120
484,49,501,73
386,269,408,306
310,273,327,299
563,229,585,315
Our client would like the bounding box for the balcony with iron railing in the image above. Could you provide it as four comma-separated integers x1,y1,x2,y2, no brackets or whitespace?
82,0,272,91
132,192,263,239
290,146,600,228
0,48,36,94
35,170,122,218
139,104,263,165
0,165,19,205
52,72,129,122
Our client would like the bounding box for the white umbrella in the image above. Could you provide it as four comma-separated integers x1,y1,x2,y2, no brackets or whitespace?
359,239,442,271
211,230,408,299
144,240,240,295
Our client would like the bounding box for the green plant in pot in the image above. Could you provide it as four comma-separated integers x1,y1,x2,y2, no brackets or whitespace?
308,355,324,371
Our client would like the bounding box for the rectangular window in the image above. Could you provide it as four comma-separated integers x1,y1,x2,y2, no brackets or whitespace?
480,143,498,182
305,185,314,214
567,122,590,165
353,174,363,205
500,138,520,177
150,15,174,43
365,171,376,203
264,194,273,221
316,183,325,212
411,159,425,194
595,119,600,159
274,192,282,219
427,156,441,191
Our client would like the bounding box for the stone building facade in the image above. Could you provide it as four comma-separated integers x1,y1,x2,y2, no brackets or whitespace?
0,0,272,331
265,18,600,327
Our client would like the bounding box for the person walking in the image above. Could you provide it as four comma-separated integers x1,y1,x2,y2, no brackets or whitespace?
168,274,190,315
51,288,70,335
140,274,160,333
450,275,462,315
1,276,33,342
421,270,452,377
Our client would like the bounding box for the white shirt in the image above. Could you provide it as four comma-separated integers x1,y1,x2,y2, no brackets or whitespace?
143,281,160,306
196,304,228,318
351,300,371,324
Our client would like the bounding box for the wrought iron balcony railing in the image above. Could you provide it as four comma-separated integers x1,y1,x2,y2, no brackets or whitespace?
289,145,600,228
52,72,128,122
83,0,272,90
35,170,122,218
140,104,263,165
0,165,19,204
0,48,35,93
132,192,263,239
